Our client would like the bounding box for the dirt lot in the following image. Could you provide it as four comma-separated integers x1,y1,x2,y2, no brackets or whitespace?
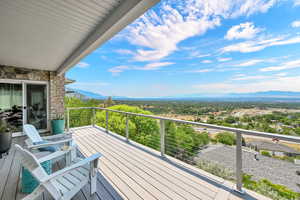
160,114,196,121
231,108,300,117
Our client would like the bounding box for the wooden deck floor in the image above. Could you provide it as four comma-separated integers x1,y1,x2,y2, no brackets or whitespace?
72,126,271,200
0,126,270,200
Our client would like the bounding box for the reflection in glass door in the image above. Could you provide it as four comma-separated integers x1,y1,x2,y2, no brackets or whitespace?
0,83,23,132
26,84,47,130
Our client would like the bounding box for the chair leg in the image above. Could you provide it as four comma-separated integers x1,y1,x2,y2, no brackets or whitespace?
90,168,97,195
66,151,71,166
70,144,77,161
90,159,98,195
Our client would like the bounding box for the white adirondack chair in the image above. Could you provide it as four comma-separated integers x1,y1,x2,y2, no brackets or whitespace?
15,144,102,200
23,124,77,163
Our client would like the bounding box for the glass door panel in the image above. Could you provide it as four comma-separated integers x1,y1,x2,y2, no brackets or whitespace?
0,83,23,132
26,84,47,130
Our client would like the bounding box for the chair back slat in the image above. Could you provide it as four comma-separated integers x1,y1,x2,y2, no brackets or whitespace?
23,124,43,143
15,144,48,182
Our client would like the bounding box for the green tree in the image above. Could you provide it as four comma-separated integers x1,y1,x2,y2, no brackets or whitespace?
295,127,300,136
65,97,100,127
165,121,178,156
215,132,236,145
96,105,160,150
224,116,237,124
104,96,114,107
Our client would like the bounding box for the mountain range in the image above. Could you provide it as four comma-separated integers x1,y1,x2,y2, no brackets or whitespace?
66,88,300,102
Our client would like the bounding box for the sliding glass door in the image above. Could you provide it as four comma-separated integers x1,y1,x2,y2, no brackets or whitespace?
0,81,48,134
0,83,23,132
26,84,47,130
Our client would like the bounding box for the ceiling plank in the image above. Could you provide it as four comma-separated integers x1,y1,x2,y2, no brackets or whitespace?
56,0,160,75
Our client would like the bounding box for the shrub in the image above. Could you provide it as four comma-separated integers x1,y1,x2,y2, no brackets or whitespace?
198,161,300,200
196,160,235,180
166,122,210,162
215,132,236,145
243,174,300,200
261,150,271,157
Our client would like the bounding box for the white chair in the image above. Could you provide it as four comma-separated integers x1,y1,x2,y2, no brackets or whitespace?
15,144,102,200
23,124,77,163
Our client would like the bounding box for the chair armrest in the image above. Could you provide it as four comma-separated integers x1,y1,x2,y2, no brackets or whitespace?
27,139,73,149
37,150,70,163
41,133,72,140
41,153,102,183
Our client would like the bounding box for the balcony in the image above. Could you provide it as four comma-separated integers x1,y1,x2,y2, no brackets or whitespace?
4,108,300,199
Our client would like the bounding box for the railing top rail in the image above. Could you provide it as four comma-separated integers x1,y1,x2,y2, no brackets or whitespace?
67,107,300,143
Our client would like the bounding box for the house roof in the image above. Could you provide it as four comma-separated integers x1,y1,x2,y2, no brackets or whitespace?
65,78,76,85
248,141,300,154
0,0,159,74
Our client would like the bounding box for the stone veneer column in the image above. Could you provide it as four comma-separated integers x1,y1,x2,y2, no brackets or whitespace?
49,72,65,120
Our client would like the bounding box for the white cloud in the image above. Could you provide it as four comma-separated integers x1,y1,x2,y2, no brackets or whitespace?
126,0,276,61
108,62,174,75
275,72,288,77
291,20,300,28
235,59,264,67
201,60,213,64
189,69,213,73
232,75,269,80
225,22,261,40
108,65,130,75
137,62,174,70
221,35,300,53
115,49,134,55
76,62,90,68
193,75,300,93
229,0,277,18
294,0,300,6
260,59,300,71
190,52,211,58
218,57,232,62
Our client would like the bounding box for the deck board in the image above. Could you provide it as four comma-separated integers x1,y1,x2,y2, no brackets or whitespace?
0,137,23,200
73,126,271,200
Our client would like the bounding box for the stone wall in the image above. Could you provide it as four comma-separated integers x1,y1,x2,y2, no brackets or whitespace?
0,65,50,81
49,72,65,120
0,65,65,121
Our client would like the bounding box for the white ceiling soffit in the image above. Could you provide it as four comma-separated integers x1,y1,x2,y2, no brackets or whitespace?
0,0,160,74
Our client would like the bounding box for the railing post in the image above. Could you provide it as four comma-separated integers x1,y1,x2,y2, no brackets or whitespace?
235,131,244,194
66,108,70,132
92,108,95,127
106,110,109,133
126,114,129,142
160,119,165,157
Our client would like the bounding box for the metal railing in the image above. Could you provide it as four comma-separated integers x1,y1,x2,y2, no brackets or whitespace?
66,106,300,194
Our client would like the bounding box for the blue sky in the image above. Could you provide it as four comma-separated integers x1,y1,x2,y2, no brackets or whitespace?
67,0,300,97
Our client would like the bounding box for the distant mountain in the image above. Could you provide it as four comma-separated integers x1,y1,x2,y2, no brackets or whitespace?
228,91,300,98
66,88,129,100
164,91,300,99
66,88,106,100
66,88,300,102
